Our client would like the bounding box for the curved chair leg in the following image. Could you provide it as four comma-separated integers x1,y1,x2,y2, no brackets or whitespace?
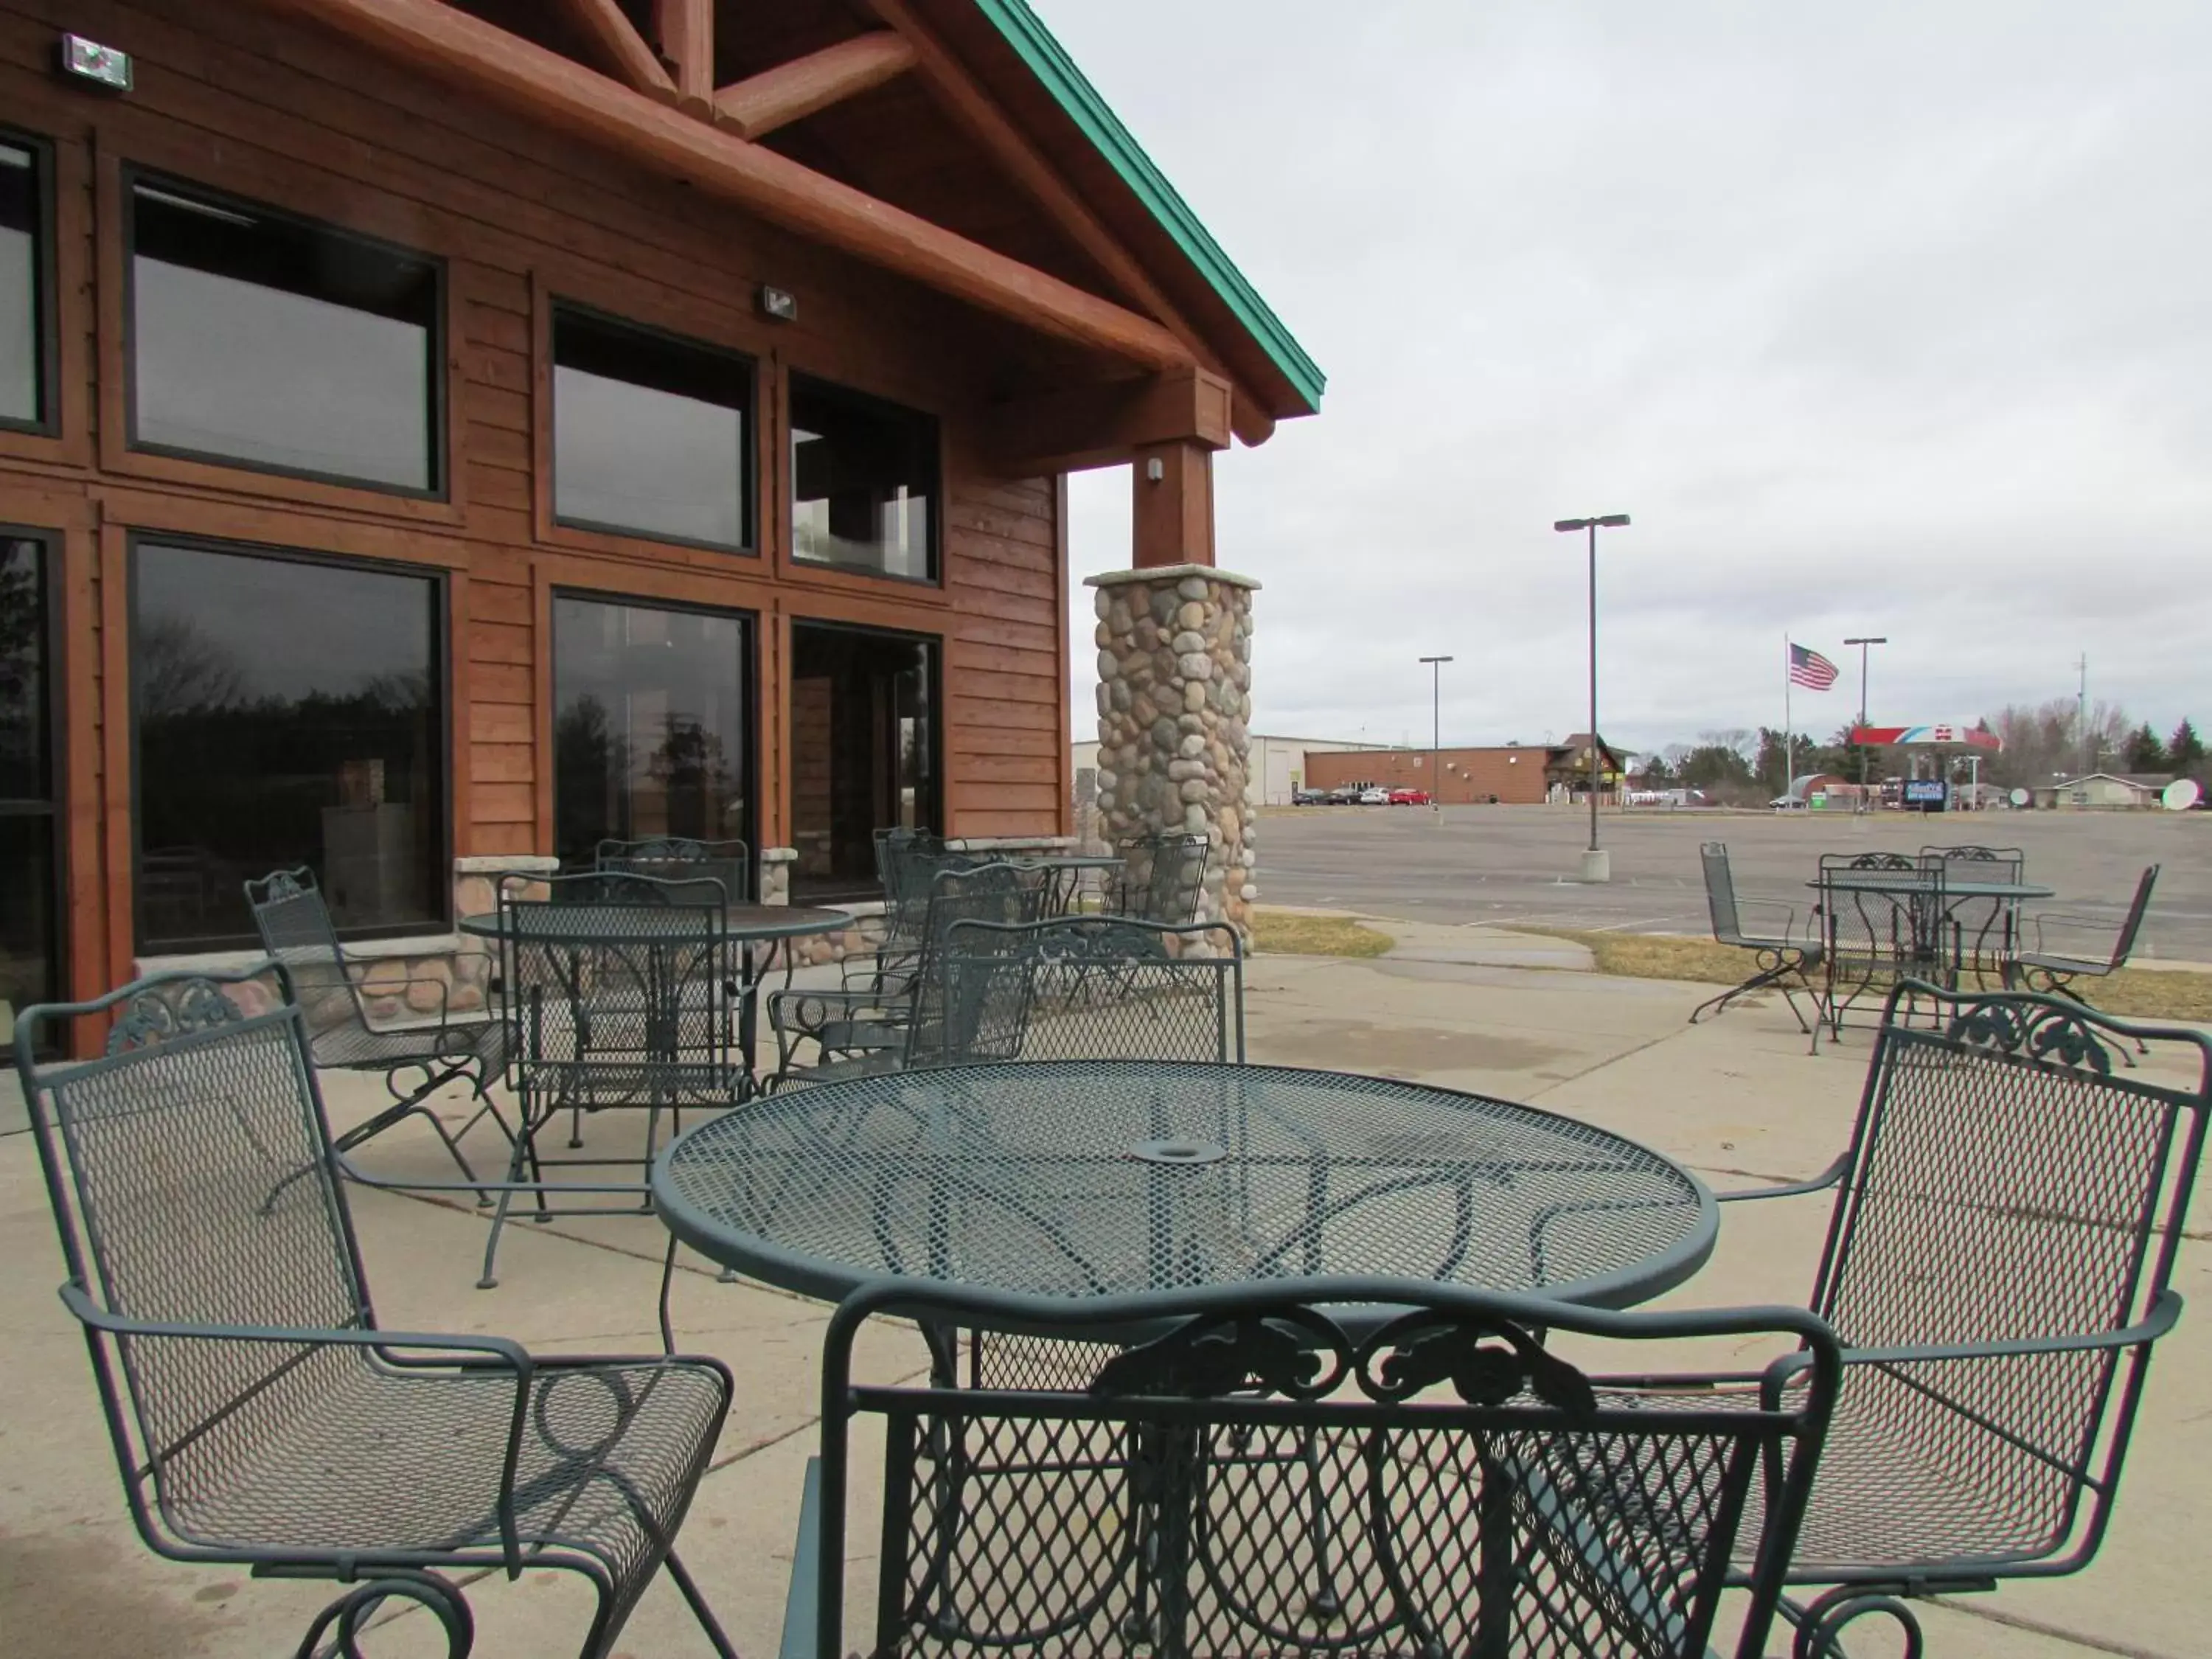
297,1569,475,1658
1787,1584,1925,1659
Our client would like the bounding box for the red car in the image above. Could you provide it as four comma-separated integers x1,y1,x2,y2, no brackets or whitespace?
1388,787,1432,805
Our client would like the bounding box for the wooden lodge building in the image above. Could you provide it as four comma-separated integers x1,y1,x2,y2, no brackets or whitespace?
0,0,1321,1049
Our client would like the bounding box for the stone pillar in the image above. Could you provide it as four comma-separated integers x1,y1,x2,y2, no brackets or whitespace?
1086,563,1260,937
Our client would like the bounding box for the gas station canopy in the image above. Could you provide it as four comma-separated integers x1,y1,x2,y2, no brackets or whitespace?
1849,724,2003,751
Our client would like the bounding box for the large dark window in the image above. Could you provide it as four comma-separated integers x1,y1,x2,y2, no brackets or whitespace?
0,534,58,1051
128,173,441,493
790,376,937,582
790,621,938,901
1,136,46,431
133,540,445,950
553,307,753,550
553,595,753,869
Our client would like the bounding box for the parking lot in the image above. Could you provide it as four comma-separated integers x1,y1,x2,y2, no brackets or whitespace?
1259,803,2212,963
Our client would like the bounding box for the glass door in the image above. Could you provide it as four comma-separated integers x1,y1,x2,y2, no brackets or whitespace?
0,532,58,1054
789,621,939,902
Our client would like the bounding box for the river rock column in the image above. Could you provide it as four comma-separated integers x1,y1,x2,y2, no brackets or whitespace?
1085,564,1261,939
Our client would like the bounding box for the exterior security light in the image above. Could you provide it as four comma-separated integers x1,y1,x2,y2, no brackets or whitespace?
60,34,133,90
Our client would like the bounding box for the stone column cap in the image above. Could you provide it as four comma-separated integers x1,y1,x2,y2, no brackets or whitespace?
759,846,799,863
1086,564,1261,592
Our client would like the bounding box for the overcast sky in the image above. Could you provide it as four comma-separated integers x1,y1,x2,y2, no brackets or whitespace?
1036,1,2212,756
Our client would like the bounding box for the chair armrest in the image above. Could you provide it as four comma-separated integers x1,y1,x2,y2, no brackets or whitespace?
779,1455,824,1659
1714,1149,1851,1203
1839,1288,2183,1368
767,985,909,1077
2028,912,2116,957
58,1281,535,1571
1732,895,1800,933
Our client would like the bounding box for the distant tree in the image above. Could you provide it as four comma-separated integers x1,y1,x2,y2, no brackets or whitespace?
2171,719,2206,773
1641,754,1674,787
2125,723,2166,772
1675,743,1755,795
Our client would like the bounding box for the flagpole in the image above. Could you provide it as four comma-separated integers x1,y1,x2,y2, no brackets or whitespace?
1784,635,1792,798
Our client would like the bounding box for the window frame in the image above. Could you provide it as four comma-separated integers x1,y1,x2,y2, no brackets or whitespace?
125,531,454,954
120,165,451,502
547,585,761,876
0,524,69,1051
786,372,945,589
548,297,759,557
0,125,59,441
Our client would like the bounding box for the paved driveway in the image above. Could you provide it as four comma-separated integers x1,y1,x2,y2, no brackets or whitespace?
1259,802,2212,961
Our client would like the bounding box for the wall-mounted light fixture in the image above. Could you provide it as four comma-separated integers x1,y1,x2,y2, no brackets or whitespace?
1144,456,1165,483
60,33,132,90
757,285,798,321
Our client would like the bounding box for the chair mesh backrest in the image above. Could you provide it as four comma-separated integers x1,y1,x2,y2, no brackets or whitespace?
942,918,1245,1065
244,868,368,1034
2110,864,2160,967
1700,841,1744,944
1816,851,1941,967
501,874,731,1086
902,866,1052,1065
1918,845,2025,968
1817,990,2210,1554
1920,844,2024,882
814,1283,1838,1659
1113,832,1210,925
17,975,368,1522
596,835,751,905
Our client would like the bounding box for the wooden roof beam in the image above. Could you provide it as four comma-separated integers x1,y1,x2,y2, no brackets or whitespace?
554,0,675,101
714,32,918,140
984,366,1231,479
271,0,1192,370
863,0,1272,448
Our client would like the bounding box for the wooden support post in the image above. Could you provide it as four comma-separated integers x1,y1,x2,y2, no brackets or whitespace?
655,0,714,111
1132,441,1214,569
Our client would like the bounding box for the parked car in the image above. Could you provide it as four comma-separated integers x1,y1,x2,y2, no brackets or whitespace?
1388,787,1432,805
1358,787,1391,805
1290,787,1327,805
1326,783,1371,804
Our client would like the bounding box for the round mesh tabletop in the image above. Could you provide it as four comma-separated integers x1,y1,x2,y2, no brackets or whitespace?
653,1061,1715,1310
458,904,849,945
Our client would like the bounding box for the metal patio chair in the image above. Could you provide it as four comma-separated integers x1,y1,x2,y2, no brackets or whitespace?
13,966,738,1659
1688,841,1821,1033
1617,981,2209,1657
246,866,509,1195
1106,830,1210,925
476,871,740,1287
1918,843,2026,984
765,861,1048,1088
780,1278,1840,1659
1809,851,1944,1051
596,835,751,905
935,917,1248,1392
2007,862,2160,1027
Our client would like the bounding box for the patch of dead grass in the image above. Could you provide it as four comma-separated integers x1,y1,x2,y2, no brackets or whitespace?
1519,928,2212,1023
1251,910,1395,959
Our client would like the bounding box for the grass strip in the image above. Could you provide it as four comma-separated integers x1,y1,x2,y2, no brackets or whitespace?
1250,910,1395,959
1519,928,2212,1022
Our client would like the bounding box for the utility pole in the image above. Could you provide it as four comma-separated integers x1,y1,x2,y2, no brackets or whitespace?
2077,653,2090,775
1419,655,1453,816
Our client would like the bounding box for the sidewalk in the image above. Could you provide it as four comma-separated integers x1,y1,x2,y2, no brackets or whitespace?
1,939,2203,1657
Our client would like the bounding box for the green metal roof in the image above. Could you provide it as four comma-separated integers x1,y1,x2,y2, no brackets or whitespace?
974,0,1325,413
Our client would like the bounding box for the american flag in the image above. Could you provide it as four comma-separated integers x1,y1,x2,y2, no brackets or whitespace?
1789,642,1839,690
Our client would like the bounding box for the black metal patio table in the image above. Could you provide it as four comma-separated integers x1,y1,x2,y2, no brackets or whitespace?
1004,852,1124,915
651,1059,1717,1317
459,901,850,1094
1805,872,2053,1035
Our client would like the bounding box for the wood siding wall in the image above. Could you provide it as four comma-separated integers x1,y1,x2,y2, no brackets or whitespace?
0,0,1071,1003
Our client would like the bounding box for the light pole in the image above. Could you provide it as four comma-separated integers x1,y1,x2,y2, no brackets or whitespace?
1843,636,1887,805
1418,655,1453,815
1554,514,1630,880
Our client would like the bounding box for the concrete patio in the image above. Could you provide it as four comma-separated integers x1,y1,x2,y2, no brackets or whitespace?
2,930,2203,1658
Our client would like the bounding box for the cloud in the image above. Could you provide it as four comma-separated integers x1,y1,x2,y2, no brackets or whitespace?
1041,0,2212,754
